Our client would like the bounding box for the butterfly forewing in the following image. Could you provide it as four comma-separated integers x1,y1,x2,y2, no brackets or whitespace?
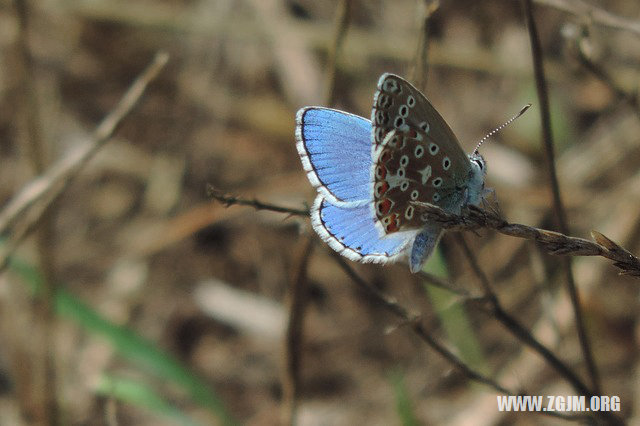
371,74,475,235
371,74,470,168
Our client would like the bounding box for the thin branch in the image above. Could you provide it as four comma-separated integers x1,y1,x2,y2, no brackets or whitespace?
332,254,512,394
206,185,308,217
455,236,591,396
0,52,169,273
206,190,622,422
533,0,640,37
414,202,640,277
281,235,314,426
521,0,600,394
410,0,440,89
333,254,588,422
572,29,639,111
207,190,640,277
323,0,352,106
14,0,58,422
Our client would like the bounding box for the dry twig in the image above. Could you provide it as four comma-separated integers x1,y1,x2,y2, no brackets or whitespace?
0,52,170,272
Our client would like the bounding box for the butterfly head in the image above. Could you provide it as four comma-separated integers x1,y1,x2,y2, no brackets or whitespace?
469,151,487,176
465,151,487,206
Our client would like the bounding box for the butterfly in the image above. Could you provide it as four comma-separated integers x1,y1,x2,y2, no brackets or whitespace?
295,73,488,273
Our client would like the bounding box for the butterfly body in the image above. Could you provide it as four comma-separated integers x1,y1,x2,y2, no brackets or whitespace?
296,73,487,272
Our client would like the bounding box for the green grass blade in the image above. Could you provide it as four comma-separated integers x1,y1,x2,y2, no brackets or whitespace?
97,374,201,426
390,368,418,426
422,249,488,374
8,257,237,426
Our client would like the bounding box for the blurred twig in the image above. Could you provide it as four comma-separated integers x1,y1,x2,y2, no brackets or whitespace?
455,235,591,393
521,0,600,395
331,254,512,394
0,52,170,272
13,0,58,422
533,0,640,36
324,0,352,106
208,188,619,421
572,29,639,111
410,0,439,89
206,186,308,217
281,235,313,426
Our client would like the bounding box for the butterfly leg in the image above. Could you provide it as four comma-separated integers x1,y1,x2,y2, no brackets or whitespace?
409,224,443,273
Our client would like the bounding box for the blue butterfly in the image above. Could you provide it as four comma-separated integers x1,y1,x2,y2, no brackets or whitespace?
295,73,487,273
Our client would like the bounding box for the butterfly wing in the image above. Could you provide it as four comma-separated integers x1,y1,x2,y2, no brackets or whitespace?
370,74,474,235
296,107,372,206
311,195,418,263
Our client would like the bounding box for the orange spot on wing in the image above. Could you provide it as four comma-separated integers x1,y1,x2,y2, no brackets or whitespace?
385,214,400,232
378,198,392,215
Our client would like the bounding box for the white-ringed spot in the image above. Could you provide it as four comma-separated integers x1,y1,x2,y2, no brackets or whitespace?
376,110,387,125
442,157,451,170
407,95,416,108
400,155,409,167
399,105,409,117
394,116,405,129
375,181,389,197
432,192,441,202
432,177,443,188
397,168,405,178
410,190,419,200
414,145,424,158
400,180,410,192
383,79,399,94
405,206,414,220
419,121,430,133
428,142,439,155
378,94,392,108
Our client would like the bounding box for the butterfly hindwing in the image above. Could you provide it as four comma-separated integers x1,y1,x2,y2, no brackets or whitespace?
311,195,418,263
296,107,372,206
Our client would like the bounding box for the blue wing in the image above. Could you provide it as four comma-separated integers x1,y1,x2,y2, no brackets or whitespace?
311,195,417,263
296,107,372,206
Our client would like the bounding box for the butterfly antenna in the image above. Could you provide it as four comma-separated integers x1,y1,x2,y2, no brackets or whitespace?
473,103,531,154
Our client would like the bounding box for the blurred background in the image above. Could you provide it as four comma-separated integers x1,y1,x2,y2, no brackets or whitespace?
0,0,639,424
